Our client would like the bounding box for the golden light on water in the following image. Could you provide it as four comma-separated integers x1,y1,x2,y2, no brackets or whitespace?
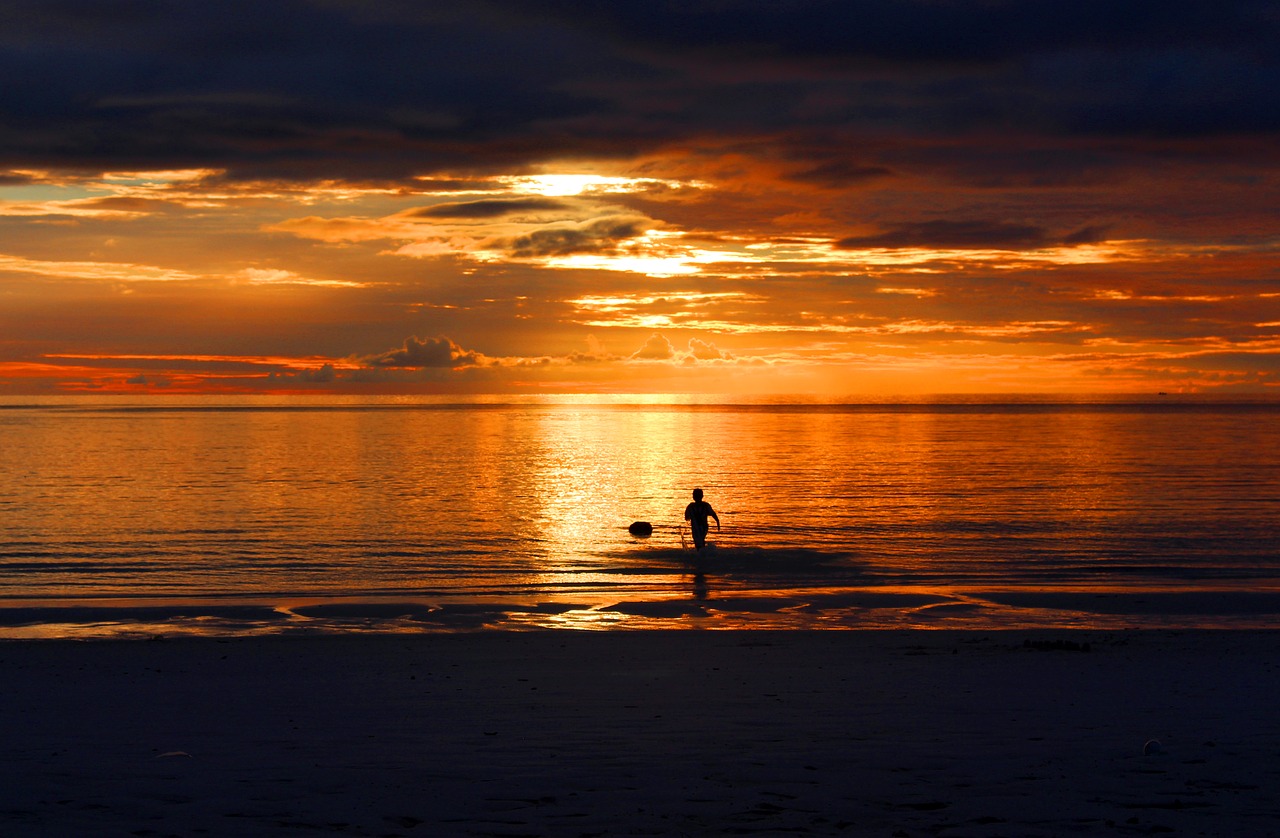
2,398,1278,637
4,4,1280,646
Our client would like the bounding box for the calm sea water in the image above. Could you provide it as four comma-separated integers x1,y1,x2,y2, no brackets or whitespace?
2,395,1278,637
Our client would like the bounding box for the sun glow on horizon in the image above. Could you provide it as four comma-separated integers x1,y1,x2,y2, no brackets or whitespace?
3,161,1277,396
501,173,709,197
546,253,700,276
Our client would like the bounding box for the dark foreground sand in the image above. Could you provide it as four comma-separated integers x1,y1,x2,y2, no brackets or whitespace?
2,630,1278,837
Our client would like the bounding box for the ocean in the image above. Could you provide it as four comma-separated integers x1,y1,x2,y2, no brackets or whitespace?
2,395,1278,637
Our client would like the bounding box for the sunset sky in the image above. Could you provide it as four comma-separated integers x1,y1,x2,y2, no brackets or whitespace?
2,0,1277,395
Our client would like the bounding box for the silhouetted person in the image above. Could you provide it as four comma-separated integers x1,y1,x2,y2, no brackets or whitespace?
684,488,720,552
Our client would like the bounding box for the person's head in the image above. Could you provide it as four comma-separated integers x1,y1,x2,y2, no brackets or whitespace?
692,488,704,501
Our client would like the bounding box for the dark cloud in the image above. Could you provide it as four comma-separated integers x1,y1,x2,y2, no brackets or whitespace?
295,363,336,383
362,335,482,368
0,1,1275,180
410,198,576,219
124,374,168,387
878,143,1128,189
1061,225,1112,246
82,196,174,212
413,177,508,193
0,0,640,177
504,0,1275,66
503,215,650,258
784,159,895,188
836,220,1110,250
0,171,36,185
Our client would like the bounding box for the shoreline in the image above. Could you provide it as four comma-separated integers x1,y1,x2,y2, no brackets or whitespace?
2,629,1278,835
4,584,1280,639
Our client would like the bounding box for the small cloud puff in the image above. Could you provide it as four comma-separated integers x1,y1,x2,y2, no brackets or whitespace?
567,334,618,363
297,364,336,383
686,337,732,361
630,334,735,363
631,333,677,360
361,335,483,368
500,214,652,258
409,198,576,219
125,374,170,387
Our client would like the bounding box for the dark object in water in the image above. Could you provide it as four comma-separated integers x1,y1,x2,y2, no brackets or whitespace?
628,521,653,536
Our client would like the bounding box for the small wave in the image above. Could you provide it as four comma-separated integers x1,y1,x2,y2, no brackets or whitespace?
0,603,287,628
0,561,164,573
982,590,1280,616
599,600,711,618
619,543,854,568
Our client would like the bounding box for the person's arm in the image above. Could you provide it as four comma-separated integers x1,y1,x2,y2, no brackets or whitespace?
711,507,721,530
684,503,693,522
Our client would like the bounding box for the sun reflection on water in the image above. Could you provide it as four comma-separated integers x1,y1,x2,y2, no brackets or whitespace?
4,400,1280,638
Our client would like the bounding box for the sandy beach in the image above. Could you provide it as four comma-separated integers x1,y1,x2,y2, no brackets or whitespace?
2,630,1278,837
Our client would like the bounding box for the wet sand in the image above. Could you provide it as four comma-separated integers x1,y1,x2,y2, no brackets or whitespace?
2,630,1278,836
